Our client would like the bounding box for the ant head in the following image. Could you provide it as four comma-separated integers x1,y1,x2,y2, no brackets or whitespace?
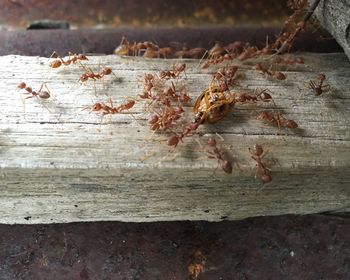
207,137,217,147
317,74,326,80
254,144,264,157
79,75,88,82
78,54,88,60
92,103,102,111
259,90,272,100
103,68,112,75
144,74,154,81
274,72,286,80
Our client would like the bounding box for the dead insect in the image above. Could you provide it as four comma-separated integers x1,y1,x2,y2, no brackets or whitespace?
193,86,235,124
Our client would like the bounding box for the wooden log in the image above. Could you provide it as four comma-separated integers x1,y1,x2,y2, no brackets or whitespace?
0,53,349,224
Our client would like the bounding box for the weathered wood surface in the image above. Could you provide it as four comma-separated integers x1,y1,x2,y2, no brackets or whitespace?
0,53,349,224
314,0,350,61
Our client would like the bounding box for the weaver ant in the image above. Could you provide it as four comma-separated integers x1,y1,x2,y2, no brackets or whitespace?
253,63,286,80
148,106,184,132
175,47,206,59
17,82,51,100
308,74,330,96
206,137,233,174
249,144,272,184
234,88,273,103
274,56,304,65
207,42,226,59
49,51,88,68
84,98,135,115
212,66,239,91
79,66,113,83
257,111,298,129
159,63,186,80
167,122,200,147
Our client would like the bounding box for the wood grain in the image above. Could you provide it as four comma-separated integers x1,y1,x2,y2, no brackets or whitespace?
0,53,349,224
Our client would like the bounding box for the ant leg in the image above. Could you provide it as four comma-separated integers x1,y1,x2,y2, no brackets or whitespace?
197,50,208,69
49,51,60,59
322,85,331,92
260,149,269,160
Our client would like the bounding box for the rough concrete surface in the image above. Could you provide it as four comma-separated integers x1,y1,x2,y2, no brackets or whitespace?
0,214,349,280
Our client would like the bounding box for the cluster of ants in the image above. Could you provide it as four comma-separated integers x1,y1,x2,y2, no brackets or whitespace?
16,54,330,185
16,0,331,185
17,51,136,116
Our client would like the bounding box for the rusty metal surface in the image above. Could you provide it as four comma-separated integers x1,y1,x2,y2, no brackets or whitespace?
0,214,349,280
0,0,288,29
0,28,342,57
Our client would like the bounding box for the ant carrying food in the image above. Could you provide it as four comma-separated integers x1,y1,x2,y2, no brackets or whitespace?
49,51,88,68
308,74,330,96
249,144,272,184
206,137,233,174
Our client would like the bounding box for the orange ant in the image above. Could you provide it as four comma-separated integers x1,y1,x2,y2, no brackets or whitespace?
212,66,239,91
308,74,330,96
208,42,225,58
201,54,233,69
253,63,286,80
167,122,200,147
79,66,113,83
257,111,298,129
175,48,206,59
225,41,247,56
237,46,258,61
148,106,184,132
49,51,88,68
206,137,233,174
249,144,272,184
235,88,273,103
17,82,51,100
159,63,186,80
274,56,304,65
84,98,135,115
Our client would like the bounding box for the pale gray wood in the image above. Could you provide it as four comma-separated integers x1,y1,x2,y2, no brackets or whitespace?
314,0,350,60
0,53,349,224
